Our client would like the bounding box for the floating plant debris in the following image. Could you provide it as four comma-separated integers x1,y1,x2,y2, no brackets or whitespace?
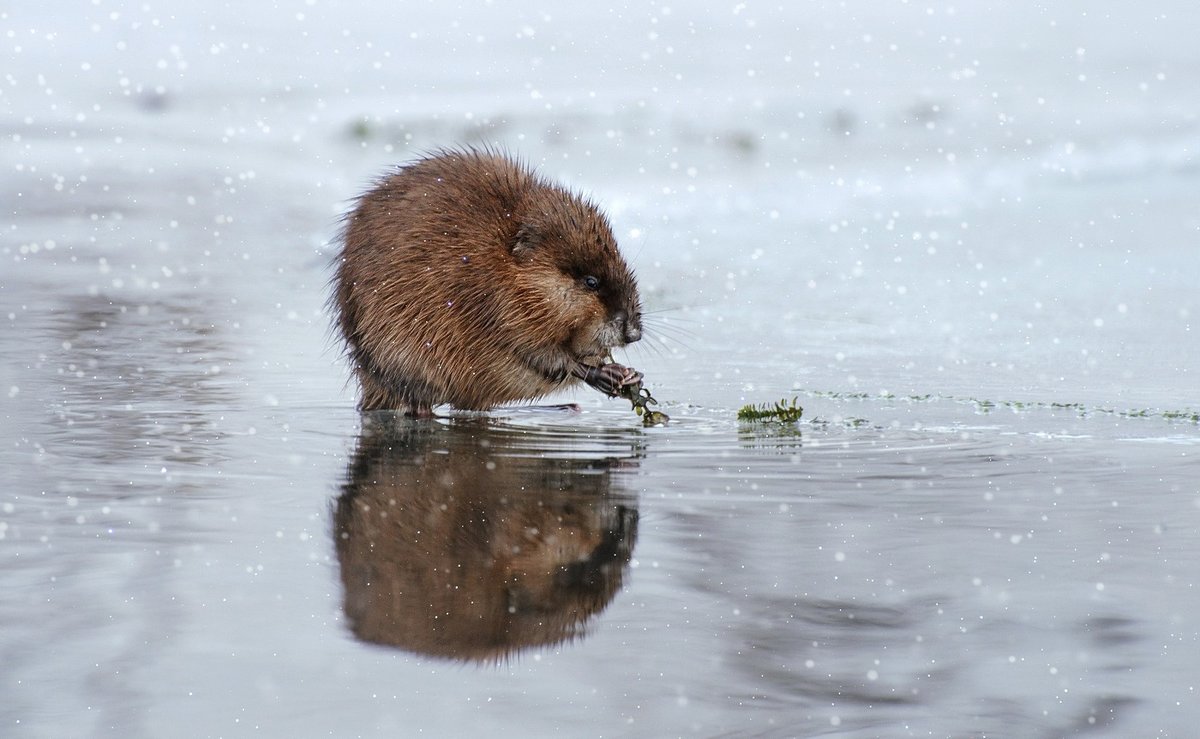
619,378,670,427
737,397,804,424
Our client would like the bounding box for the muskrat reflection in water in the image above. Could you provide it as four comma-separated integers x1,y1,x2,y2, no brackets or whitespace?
333,417,639,661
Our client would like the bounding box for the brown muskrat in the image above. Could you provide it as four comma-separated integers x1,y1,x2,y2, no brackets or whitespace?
333,148,644,415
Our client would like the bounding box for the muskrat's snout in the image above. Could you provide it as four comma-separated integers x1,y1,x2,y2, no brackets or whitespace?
584,306,641,363
618,310,643,345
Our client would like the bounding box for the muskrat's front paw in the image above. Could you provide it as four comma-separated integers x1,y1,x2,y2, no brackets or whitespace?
578,362,642,397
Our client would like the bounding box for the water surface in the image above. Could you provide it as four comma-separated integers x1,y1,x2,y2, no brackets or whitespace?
4,2,1199,737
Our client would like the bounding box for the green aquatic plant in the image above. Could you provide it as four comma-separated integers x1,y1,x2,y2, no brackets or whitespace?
804,416,877,430
1162,410,1200,423
618,378,669,427
790,386,1200,426
737,397,804,424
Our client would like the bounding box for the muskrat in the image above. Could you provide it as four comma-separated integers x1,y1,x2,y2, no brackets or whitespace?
333,148,644,415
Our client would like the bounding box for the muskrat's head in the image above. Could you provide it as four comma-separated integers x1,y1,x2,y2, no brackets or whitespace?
510,187,642,369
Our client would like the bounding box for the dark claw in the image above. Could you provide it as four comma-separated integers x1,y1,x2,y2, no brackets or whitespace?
575,362,642,397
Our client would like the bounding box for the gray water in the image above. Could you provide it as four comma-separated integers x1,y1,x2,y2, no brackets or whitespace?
3,2,1199,737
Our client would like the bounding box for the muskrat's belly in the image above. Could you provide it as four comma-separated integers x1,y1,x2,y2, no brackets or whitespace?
433,353,570,410
370,310,567,409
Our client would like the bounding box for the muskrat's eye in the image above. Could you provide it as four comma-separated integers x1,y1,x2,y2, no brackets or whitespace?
582,275,601,291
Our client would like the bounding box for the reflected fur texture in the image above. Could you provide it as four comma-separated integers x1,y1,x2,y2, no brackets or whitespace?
334,419,638,661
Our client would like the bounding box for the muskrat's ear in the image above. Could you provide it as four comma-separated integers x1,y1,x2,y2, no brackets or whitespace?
511,223,539,263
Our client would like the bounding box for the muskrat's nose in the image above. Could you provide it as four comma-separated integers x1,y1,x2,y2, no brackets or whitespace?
622,314,643,344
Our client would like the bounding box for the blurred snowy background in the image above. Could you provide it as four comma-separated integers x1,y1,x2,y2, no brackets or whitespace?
5,1,1199,415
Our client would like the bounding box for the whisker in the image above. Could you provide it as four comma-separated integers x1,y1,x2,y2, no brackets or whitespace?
627,324,693,358
640,307,698,318
643,317,698,343
624,336,669,360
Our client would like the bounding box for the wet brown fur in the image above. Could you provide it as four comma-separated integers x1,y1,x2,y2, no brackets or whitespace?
334,148,642,413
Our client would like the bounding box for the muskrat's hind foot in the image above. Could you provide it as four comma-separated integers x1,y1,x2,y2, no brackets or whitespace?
356,370,438,417
574,362,643,398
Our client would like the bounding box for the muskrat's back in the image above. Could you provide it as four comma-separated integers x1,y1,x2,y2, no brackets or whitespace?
334,149,643,414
